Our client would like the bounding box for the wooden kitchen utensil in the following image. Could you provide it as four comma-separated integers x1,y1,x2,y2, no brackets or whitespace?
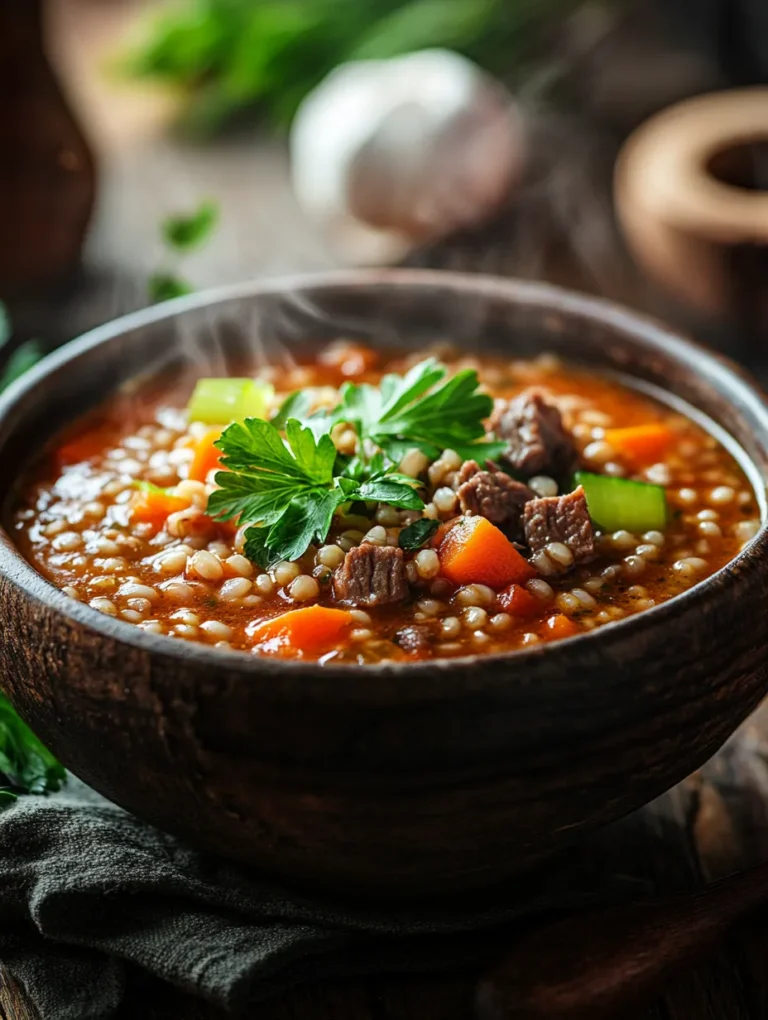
614,88,768,321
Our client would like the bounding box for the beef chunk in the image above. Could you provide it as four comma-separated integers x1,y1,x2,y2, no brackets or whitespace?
491,389,577,478
333,543,408,606
457,460,534,537
522,486,595,573
395,624,434,655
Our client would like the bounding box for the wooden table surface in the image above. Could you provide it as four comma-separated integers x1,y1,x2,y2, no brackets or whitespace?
4,3,768,1018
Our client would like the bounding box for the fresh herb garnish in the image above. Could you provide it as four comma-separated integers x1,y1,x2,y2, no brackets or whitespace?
328,358,506,461
209,417,422,568
208,358,500,567
399,518,440,551
0,692,65,797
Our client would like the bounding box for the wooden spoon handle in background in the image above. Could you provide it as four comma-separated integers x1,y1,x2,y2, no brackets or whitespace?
476,857,768,1019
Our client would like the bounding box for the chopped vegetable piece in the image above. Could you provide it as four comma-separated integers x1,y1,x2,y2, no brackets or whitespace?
430,522,451,548
188,427,223,482
130,489,191,528
498,583,540,618
187,378,274,425
328,358,507,461
575,471,668,534
603,424,675,466
544,614,580,639
208,418,422,567
248,606,354,656
399,518,440,551
438,516,537,588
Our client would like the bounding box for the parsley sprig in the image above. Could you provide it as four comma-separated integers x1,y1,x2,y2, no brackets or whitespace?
0,693,65,797
208,420,421,569
330,358,505,461
208,358,502,568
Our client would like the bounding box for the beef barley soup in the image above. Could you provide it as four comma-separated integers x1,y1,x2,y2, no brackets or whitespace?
9,341,759,663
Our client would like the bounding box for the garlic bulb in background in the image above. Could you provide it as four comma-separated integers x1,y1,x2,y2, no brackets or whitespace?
290,49,525,265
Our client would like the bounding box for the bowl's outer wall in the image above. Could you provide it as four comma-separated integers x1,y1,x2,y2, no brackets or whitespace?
1,272,767,893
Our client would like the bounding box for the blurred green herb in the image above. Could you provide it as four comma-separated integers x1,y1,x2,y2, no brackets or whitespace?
0,301,43,394
0,344,44,392
149,200,220,303
0,693,66,797
120,0,581,135
162,200,219,252
148,272,195,303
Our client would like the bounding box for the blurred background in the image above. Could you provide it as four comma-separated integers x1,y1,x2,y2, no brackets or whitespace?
2,0,768,377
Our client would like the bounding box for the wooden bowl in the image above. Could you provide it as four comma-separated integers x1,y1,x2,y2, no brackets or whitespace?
1,270,767,895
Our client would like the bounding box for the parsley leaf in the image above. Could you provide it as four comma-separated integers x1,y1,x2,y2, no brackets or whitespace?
212,417,336,489
399,518,440,551
0,342,42,393
270,390,313,430
0,692,65,796
210,417,353,566
331,358,505,460
162,200,219,251
206,358,503,568
148,272,194,303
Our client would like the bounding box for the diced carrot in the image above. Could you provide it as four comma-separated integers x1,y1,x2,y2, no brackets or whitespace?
438,516,537,589
430,521,452,548
248,606,354,657
603,424,675,466
544,614,580,640
130,490,191,529
498,583,540,618
188,427,223,483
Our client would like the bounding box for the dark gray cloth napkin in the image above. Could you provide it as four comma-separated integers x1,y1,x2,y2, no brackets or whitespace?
0,779,643,1020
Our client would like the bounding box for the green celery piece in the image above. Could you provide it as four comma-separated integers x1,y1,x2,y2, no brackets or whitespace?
187,378,274,425
575,471,667,534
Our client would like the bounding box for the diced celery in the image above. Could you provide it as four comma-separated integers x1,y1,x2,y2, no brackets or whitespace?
575,471,668,533
187,378,274,424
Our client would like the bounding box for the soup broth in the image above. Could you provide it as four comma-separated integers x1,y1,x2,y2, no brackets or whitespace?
9,342,759,663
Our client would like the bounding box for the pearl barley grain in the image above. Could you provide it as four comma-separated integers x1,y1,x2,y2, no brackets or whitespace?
201,621,233,641
710,486,735,505
318,545,345,569
274,561,301,587
226,554,254,578
89,597,117,616
254,573,275,596
289,575,320,601
220,577,253,600
188,550,224,581
414,549,440,579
